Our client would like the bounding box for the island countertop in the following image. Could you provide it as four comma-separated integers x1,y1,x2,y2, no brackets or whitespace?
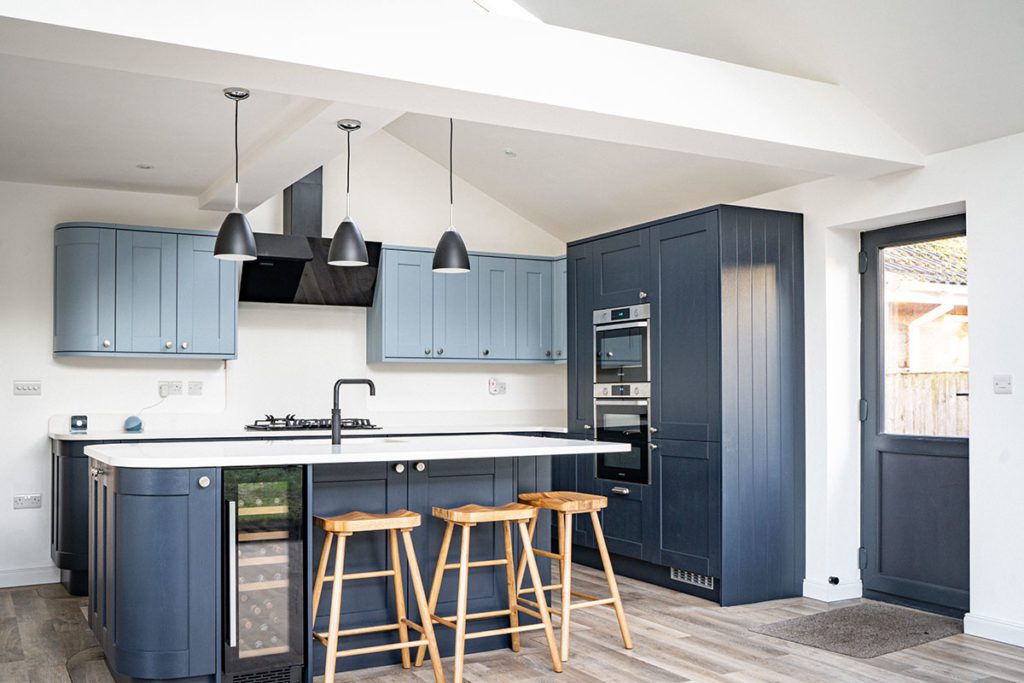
83,433,627,468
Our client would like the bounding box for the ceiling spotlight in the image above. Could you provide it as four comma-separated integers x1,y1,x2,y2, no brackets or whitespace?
135,163,154,170
503,148,517,158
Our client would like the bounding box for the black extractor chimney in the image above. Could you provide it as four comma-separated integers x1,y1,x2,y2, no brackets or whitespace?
238,167,381,306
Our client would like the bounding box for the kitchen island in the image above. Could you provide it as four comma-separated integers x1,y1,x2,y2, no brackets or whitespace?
84,434,628,683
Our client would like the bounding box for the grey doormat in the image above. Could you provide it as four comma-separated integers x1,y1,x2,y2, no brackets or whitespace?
750,601,963,658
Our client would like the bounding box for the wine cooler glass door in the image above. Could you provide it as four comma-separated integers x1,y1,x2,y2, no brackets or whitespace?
223,467,305,675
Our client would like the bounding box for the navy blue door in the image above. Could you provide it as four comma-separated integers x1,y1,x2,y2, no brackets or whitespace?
566,243,594,435
591,229,651,308
861,216,969,615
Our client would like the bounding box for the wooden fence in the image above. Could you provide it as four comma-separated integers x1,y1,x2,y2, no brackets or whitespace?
884,371,969,437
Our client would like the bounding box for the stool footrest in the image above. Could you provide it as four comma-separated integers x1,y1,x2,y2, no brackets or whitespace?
533,548,560,560
320,568,396,582
465,622,548,641
336,638,430,658
570,596,616,610
431,608,512,630
517,596,562,618
442,558,507,570
516,583,562,595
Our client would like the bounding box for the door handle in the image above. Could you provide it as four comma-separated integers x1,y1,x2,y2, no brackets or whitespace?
415,462,426,472
180,341,189,350
394,463,406,473
424,348,431,355
482,349,490,356
611,486,630,496
101,339,111,348
436,348,444,355
226,500,238,648
649,442,659,450
164,341,173,349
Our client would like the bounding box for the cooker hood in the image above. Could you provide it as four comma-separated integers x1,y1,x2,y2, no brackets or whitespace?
239,167,380,307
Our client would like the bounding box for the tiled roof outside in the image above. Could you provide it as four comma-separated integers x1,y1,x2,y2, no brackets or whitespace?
883,236,967,286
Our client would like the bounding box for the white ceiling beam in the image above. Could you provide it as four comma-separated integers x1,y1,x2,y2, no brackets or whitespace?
0,1,924,178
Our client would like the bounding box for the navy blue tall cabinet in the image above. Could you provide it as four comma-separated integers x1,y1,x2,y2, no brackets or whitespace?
562,204,805,606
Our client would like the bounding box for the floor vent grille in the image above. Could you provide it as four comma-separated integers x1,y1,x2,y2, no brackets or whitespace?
226,667,301,683
669,568,715,590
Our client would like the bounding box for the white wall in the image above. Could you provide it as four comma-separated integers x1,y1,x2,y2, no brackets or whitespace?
736,131,1024,646
0,130,566,586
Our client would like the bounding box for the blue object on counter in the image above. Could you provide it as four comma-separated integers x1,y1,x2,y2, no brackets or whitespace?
124,415,143,432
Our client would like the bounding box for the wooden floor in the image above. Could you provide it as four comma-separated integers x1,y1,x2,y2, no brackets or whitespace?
2,565,1023,682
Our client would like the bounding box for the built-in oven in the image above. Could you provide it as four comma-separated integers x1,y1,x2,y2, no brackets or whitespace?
593,385,653,485
594,304,650,390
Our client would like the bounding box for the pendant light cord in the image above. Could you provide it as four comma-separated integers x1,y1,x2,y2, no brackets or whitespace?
233,98,240,211
346,129,352,217
449,117,454,228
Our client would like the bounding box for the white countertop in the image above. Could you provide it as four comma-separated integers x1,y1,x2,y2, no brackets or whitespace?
50,423,566,441
84,434,625,468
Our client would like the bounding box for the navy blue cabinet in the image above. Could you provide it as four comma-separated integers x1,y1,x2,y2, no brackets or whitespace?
565,205,805,607
591,228,651,308
566,243,594,435
515,258,553,360
54,224,238,359
89,464,220,682
53,227,115,353
478,256,517,360
651,212,721,442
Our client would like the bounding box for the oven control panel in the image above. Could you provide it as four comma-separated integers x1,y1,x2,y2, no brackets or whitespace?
594,382,651,398
593,303,650,325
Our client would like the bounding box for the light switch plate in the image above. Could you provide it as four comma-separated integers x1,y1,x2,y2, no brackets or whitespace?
188,381,203,396
994,374,1013,395
13,381,41,396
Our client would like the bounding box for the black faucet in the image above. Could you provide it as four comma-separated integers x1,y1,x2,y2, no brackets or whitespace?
332,378,376,445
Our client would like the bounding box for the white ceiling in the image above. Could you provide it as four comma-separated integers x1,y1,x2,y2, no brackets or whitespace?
513,0,1024,154
0,54,310,196
386,114,821,240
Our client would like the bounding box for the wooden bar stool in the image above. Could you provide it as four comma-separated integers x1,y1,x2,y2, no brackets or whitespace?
413,503,562,683
312,510,444,683
515,491,633,662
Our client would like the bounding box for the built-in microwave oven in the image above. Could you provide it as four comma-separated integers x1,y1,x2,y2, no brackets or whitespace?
593,304,650,389
593,387,653,485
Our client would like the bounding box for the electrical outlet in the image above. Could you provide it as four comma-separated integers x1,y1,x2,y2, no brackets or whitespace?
13,381,41,396
169,381,183,395
13,494,42,510
188,381,203,396
159,381,184,397
487,378,507,396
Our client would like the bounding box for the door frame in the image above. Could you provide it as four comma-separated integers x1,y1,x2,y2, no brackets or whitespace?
860,214,969,616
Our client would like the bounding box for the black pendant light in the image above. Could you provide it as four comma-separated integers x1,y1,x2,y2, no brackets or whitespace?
214,87,257,261
432,117,471,273
328,119,369,266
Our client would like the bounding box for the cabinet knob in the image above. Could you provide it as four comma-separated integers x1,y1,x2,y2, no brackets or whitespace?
424,348,431,355
394,463,406,474
436,348,444,355
606,351,614,357
649,427,659,433
639,290,648,300
164,341,173,349
649,442,659,450
197,475,211,488
584,424,593,430
555,350,562,357
102,339,111,348
482,349,490,356
415,462,426,472
545,350,552,357
180,341,189,350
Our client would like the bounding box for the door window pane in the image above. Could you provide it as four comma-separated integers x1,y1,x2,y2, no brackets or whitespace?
882,236,968,436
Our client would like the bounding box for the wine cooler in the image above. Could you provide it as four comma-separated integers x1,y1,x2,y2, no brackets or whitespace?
223,467,305,683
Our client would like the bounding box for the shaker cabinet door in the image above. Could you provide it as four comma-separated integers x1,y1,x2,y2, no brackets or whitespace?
383,249,434,359
591,229,651,308
176,234,237,356
115,230,178,353
54,227,116,353
432,256,479,359
552,257,567,361
477,256,517,360
515,258,553,360
566,244,594,435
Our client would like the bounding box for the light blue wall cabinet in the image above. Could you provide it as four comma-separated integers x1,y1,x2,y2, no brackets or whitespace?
54,227,116,353
176,234,237,356
552,257,567,361
478,256,517,360
54,223,238,359
515,258,553,360
115,230,178,354
433,256,479,359
380,249,434,359
368,247,566,364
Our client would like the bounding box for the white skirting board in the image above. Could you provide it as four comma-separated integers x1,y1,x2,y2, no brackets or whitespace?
802,577,863,602
0,565,59,589
964,613,1024,648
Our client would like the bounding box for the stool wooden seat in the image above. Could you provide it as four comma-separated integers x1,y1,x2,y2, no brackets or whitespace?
431,502,536,524
517,491,608,513
515,491,632,662
414,504,562,683
312,510,444,683
315,509,421,533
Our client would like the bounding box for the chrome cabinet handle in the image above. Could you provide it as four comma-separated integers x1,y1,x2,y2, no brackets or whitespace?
611,486,630,495
102,339,111,348
649,427,659,433
436,348,444,355
415,462,426,472
555,350,562,357
639,290,648,300
584,424,592,430
424,348,431,355
226,501,238,647
197,475,211,489
394,463,406,473
606,351,614,357
180,341,189,350
482,349,490,356
164,341,173,349
649,443,659,450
